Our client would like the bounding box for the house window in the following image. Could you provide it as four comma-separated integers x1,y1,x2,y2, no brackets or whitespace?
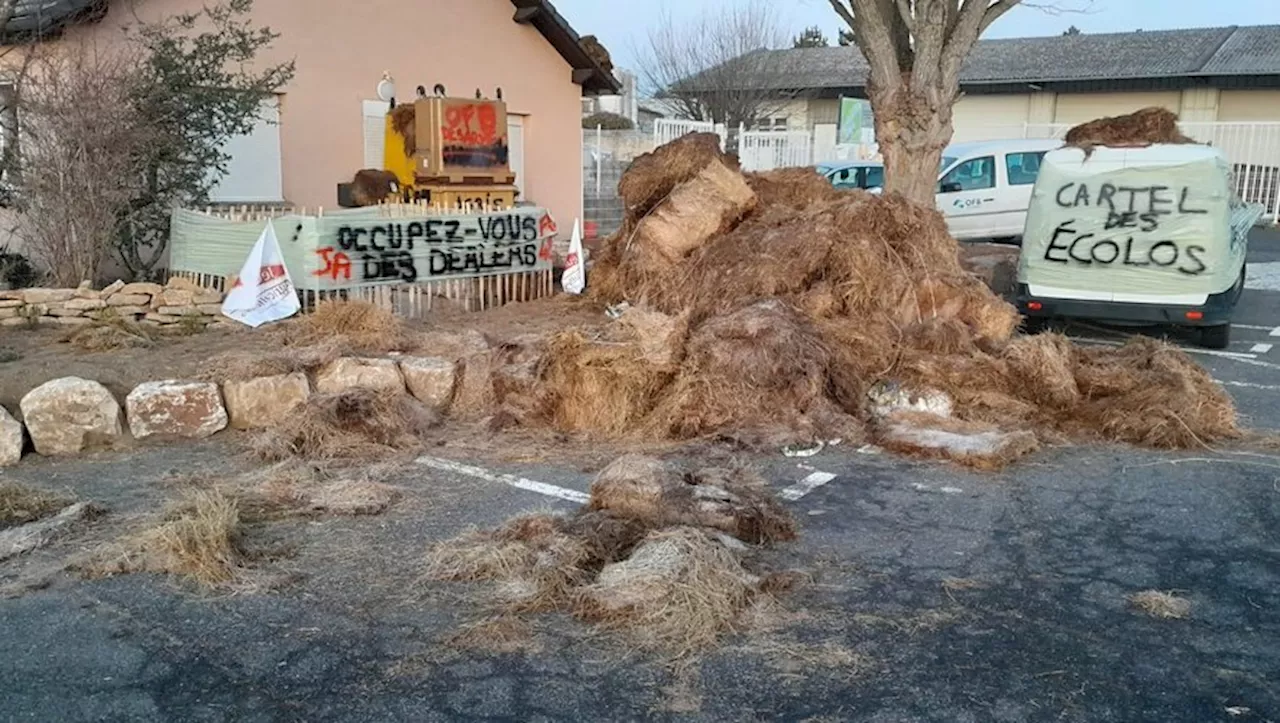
1005,151,1046,186
939,156,995,192
771,117,788,131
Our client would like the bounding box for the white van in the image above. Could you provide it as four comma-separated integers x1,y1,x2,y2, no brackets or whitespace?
1016,143,1263,348
846,139,1062,240
935,139,1063,241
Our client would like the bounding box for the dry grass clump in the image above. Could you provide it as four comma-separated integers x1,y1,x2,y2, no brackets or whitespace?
63,310,155,351
238,461,400,519
1064,107,1194,152
0,483,73,529
576,526,758,652
90,490,245,587
199,338,344,382
286,300,408,353
1127,590,1192,619
425,454,796,654
251,388,437,461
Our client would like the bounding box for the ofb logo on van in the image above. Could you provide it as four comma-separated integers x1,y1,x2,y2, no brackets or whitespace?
221,222,302,328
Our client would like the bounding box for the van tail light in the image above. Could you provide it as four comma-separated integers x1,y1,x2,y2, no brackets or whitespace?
1185,311,1204,321
1027,301,1043,311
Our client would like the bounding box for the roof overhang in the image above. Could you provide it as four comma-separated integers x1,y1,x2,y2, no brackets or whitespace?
510,0,620,95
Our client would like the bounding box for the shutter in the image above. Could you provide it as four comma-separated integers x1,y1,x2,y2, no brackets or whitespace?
363,100,390,169
209,95,283,202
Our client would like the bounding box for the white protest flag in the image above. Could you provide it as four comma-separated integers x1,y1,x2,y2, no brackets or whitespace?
221,222,301,328
561,218,586,295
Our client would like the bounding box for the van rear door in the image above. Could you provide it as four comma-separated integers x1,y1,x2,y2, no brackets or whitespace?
1000,150,1047,237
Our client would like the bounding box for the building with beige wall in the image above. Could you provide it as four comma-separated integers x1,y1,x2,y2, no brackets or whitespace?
0,0,615,255
709,25,1280,138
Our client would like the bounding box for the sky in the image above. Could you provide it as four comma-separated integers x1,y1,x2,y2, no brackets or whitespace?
553,0,1280,73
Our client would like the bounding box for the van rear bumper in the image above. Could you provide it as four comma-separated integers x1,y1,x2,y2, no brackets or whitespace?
1016,282,1242,327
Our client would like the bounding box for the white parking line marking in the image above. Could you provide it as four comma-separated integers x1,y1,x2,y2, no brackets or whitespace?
780,471,837,501
1251,343,1274,354
1217,379,1280,391
1234,324,1277,331
1073,337,1258,360
415,456,589,504
1271,326,1280,338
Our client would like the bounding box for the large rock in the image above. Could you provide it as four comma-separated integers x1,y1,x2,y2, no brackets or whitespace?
314,357,405,395
0,405,22,466
21,288,73,304
398,357,457,410
154,289,195,308
106,294,151,307
19,377,124,456
222,372,310,429
119,282,162,296
64,298,107,311
126,380,228,440
416,330,492,417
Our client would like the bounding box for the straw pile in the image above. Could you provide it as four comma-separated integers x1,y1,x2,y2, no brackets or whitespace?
251,388,438,461
1064,107,1195,153
527,132,1239,465
426,454,794,652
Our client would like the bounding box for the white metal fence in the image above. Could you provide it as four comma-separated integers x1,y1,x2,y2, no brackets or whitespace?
653,118,727,149
738,129,815,172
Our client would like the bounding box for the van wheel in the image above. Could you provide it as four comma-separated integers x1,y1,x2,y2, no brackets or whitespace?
1198,323,1231,350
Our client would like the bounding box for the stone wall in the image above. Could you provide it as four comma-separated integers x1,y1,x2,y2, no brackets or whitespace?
0,277,230,330
0,351,464,467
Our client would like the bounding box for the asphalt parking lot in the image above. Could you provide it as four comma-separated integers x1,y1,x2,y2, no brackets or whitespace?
1,229,1278,722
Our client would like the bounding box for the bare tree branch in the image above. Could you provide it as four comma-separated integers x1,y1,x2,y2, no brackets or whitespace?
895,0,916,35
634,0,801,129
980,0,1023,32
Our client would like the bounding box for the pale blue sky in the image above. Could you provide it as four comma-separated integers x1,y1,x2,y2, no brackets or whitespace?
554,0,1280,71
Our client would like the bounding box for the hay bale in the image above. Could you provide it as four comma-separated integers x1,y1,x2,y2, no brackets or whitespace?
876,411,1040,470
351,169,400,207
1064,107,1194,152
574,526,758,651
390,103,417,156
631,158,756,265
541,309,688,436
617,133,736,219
1002,333,1080,409
645,301,842,444
745,167,846,209
586,454,685,523
250,388,437,461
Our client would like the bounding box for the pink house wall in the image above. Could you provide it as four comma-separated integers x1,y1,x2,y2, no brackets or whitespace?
69,0,585,229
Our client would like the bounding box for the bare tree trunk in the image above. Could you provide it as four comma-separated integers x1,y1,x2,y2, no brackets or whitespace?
871,77,953,205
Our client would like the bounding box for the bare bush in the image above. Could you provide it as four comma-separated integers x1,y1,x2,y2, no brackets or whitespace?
14,44,147,286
